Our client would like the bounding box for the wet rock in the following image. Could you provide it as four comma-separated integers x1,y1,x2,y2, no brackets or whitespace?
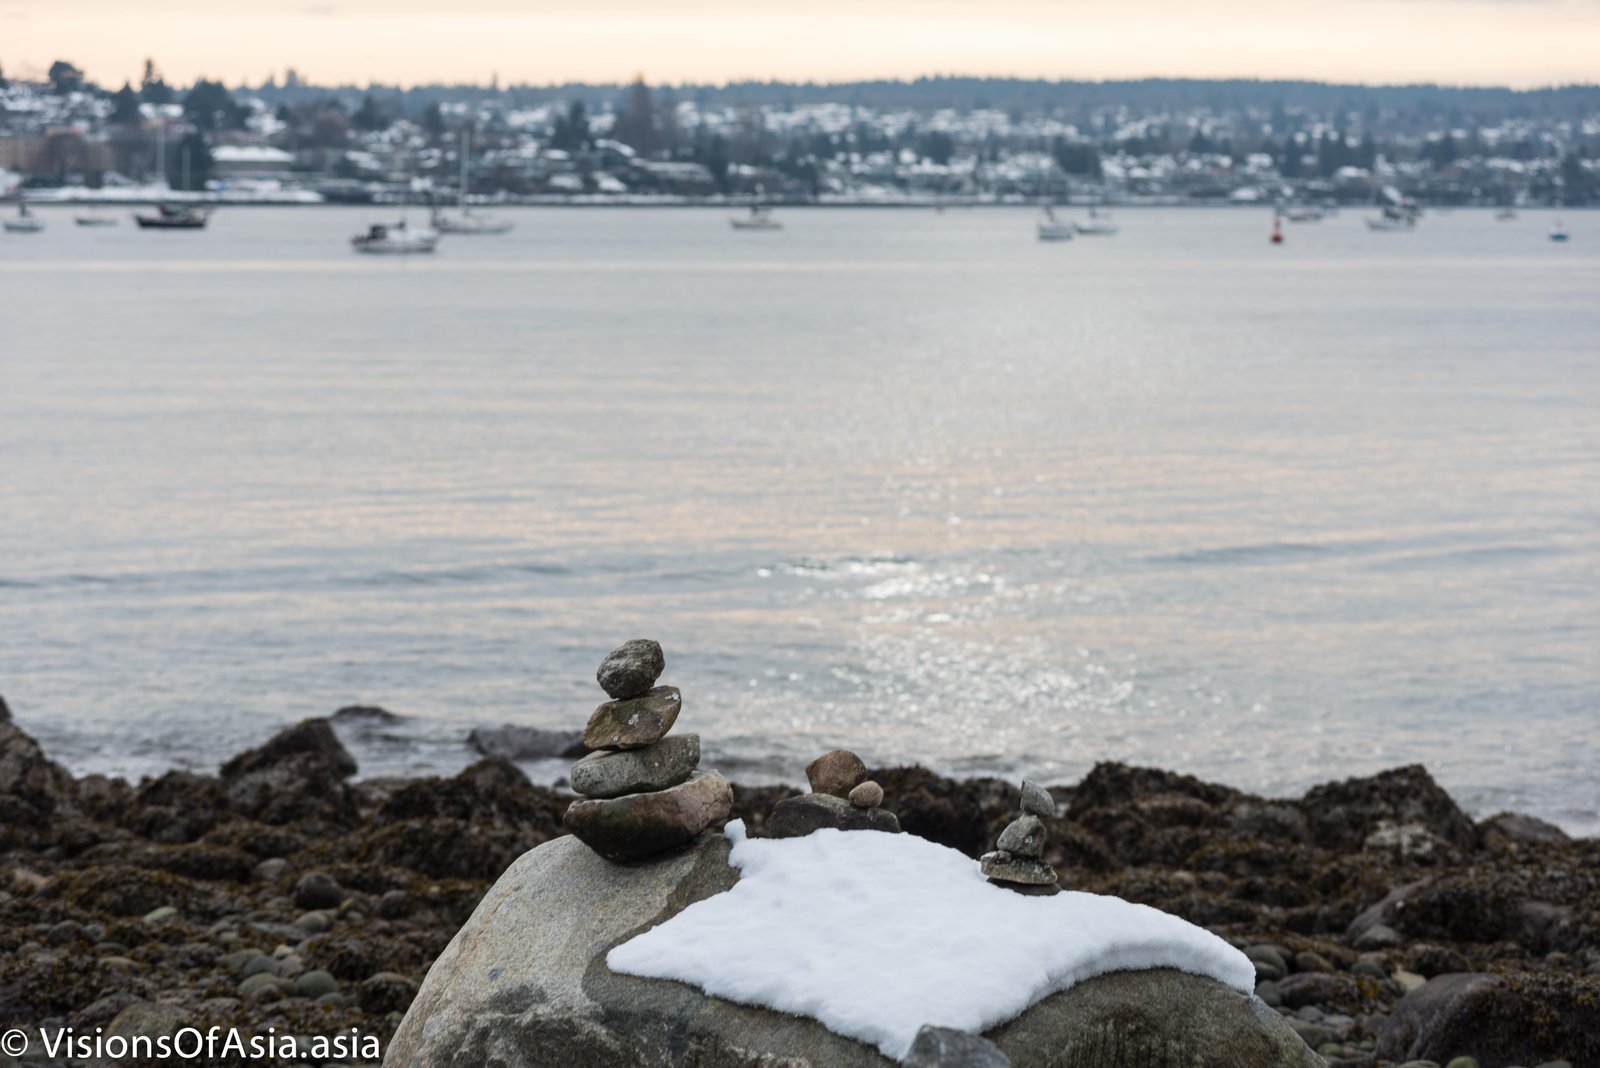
0,720,76,821
849,780,885,809
805,749,869,798
1478,812,1571,852
767,792,901,838
1376,972,1600,1066
1275,971,1358,1010
97,1000,193,1067
1019,781,1054,818
220,717,357,779
980,851,1057,885
293,871,344,910
596,639,666,699
468,724,588,761
905,1025,1011,1067
1403,944,1469,978
330,704,403,724
570,734,700,799
582,687,682,750
1299,765,1476,854
1354,923,1402,951
564,770,733,862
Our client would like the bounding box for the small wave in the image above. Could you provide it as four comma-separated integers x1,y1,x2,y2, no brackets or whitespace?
343,562,572,587
1365,545,1561,573
1147,541,1342,568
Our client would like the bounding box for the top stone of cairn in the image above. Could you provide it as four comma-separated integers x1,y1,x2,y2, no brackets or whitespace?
596,639,666,699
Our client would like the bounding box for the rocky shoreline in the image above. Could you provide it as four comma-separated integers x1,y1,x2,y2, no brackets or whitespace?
1,706,1595,1068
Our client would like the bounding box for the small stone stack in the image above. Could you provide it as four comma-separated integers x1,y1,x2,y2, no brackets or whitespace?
980,780,1060,895
767,748,900,838
564,640,733,862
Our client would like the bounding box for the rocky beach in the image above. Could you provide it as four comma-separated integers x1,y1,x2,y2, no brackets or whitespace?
1,686,1596,1067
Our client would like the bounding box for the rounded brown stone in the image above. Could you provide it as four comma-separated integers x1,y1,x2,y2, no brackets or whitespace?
805,749,868,798
582,686,682,750
564,771,733,862
848,780,884,809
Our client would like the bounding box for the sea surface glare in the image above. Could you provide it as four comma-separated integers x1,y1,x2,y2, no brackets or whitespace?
1,206,1596,832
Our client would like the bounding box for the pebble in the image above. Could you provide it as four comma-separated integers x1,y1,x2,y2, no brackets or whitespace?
376,889,413,919
237,972,289,999
1353,922,1402,950
1254,979,1282,1007
996,815,1046,858
582,686,683,750
293,871,343,910
904,1024,1012,1067
253,857,288,883
848,780,884,809
595,639,666,699
1246,945,1289,974
1351,959,1387,980
805,749,869,798
242,954,281,977
142,905,178,925
295,969,340,998
1445,1059,1480,1068
293,911,331,933
1019,780,1054,817
1293,950,1332,973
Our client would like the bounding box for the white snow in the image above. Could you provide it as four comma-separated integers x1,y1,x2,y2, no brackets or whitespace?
608,821,1255,1061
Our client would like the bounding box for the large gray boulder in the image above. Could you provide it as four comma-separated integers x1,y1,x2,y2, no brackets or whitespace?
386,834,1324,1068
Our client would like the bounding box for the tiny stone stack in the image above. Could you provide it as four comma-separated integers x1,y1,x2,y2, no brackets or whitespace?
564,640,733,862
980,780,1061,895
767,748,901,838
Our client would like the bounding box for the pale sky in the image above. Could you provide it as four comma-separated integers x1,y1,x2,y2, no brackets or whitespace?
2,0,1597,89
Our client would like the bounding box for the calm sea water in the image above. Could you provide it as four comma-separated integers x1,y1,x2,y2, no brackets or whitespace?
2,205,1596,832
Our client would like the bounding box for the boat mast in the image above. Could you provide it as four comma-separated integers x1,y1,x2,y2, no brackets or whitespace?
459,128,469,215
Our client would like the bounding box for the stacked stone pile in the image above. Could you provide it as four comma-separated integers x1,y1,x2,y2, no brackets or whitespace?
767,748,901,838
980,780,1060,894
564,640,733,862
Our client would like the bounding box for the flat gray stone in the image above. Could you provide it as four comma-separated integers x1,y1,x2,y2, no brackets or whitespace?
571,734,700,799
582,687,682,750
980,850,1057,885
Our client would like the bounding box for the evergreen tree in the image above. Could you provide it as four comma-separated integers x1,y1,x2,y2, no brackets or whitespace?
141,59,175,105
612,77,660,156
551,100,590,152
352,93,398,132
167,131,214,190
421,101,446,136
0,60,8,91
110,82,143,126
184,80,243,131
48,60,85,95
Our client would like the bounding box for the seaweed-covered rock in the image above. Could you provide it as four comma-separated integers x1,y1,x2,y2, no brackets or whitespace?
1376,972,1600,1066
1298,765,1476,854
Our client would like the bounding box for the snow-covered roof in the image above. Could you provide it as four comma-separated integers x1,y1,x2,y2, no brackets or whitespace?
211,145,295,164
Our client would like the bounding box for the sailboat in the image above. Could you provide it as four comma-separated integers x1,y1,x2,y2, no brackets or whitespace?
1037,204,1073,242
730,204,782,230
430,129,513,235
1074,205,1119,235
4,200,44,234
75,207,118,227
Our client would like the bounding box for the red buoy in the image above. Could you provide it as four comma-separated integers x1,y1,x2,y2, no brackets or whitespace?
1270,214,1284,244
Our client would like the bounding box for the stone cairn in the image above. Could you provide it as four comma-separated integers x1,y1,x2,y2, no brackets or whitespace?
979,780,1060,895
564,639,734,862
767,748,901,838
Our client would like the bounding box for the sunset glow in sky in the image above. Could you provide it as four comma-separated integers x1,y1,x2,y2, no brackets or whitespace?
2,0,1596,88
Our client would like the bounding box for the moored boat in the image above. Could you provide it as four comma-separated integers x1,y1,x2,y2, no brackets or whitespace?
1074,206,1119,235
730,205,782,231
351,220,439,254
1037,205,1073,241
3,201,44,233
134,204,209,230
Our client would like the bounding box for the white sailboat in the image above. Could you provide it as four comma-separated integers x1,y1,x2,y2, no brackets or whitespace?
75,208,118,227
1074,206,1119,235
730,204,782,230
1037,204,1074,242
351,219,439,254
431,129,514,235
4,200,44,234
